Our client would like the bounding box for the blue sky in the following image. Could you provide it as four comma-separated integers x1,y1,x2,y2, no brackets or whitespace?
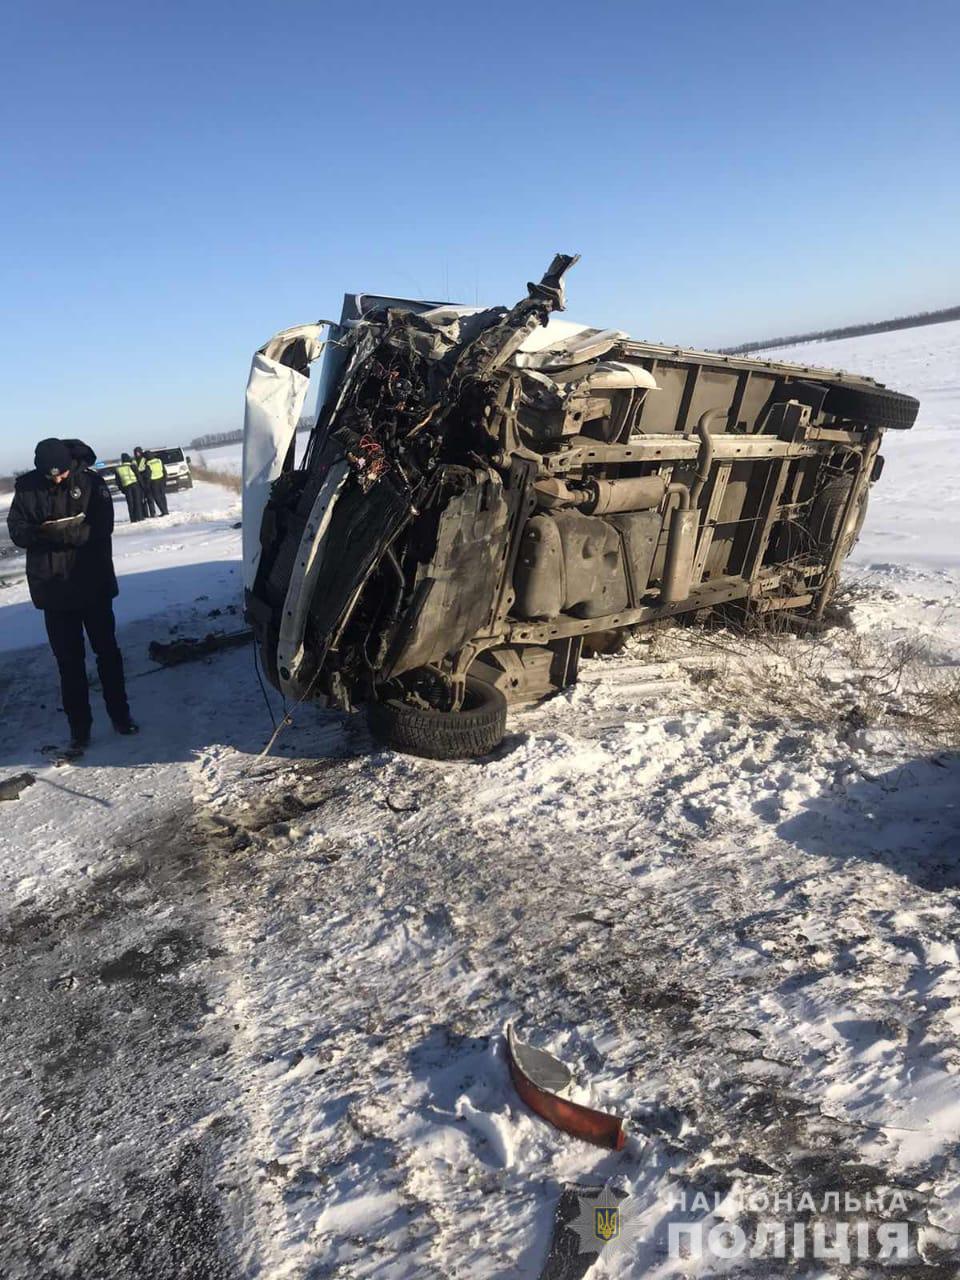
1,0,958,470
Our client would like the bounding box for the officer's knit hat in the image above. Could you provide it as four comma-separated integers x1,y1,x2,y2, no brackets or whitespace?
34,438,73,478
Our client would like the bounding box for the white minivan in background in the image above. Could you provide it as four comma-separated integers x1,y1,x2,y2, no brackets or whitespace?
148,446,193,491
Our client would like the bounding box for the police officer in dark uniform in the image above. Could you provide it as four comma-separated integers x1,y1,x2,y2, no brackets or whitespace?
6,438,138,753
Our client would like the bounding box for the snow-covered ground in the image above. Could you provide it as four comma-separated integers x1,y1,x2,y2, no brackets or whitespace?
1,323,958,1278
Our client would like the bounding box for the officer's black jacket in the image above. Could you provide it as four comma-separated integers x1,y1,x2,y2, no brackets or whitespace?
7,465,118,611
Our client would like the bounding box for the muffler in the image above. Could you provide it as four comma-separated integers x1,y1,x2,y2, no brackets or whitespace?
661,491,699,604
579,474,666,515
661,408,722,603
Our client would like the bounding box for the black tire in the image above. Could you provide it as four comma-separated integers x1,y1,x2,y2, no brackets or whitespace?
809,478,868,560
367,675,507,760
822,383,919,431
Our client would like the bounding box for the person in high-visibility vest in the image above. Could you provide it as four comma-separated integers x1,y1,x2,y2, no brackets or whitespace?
115,453,144,523
133,446,156,517
145,451,169,516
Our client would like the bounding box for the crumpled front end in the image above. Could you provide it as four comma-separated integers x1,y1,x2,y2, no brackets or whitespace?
243,254,594,708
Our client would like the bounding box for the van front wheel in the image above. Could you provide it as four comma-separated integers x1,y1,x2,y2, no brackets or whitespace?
367,675,507,760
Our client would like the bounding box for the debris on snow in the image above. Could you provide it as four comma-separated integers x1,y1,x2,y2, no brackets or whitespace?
0,771,35,802
148,629,253,666
507,1024,626,1151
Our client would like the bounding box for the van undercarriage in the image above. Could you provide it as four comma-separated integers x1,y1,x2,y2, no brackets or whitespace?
242,255,918,757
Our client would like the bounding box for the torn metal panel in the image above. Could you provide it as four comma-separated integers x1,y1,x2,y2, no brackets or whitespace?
385,468,511,678
516,327,628,371
241,322,331,591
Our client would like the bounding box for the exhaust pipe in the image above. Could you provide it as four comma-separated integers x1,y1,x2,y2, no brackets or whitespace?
689,407,723,507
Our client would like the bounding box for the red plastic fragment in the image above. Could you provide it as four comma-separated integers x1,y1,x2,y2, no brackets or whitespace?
506,1026,626,1151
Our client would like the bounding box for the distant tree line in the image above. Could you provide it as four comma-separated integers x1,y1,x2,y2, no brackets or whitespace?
721,304,960,355
189,430,243,450
190,418,315,450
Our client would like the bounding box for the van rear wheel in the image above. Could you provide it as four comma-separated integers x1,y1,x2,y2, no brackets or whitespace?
809,478,868,560
367,674,507,760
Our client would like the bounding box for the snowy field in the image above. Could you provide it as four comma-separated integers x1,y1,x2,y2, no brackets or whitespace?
194,441,244,476
0,322,958,1278
194,432,309,479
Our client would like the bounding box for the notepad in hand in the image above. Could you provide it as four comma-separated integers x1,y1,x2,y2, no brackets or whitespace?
41,514,86,527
